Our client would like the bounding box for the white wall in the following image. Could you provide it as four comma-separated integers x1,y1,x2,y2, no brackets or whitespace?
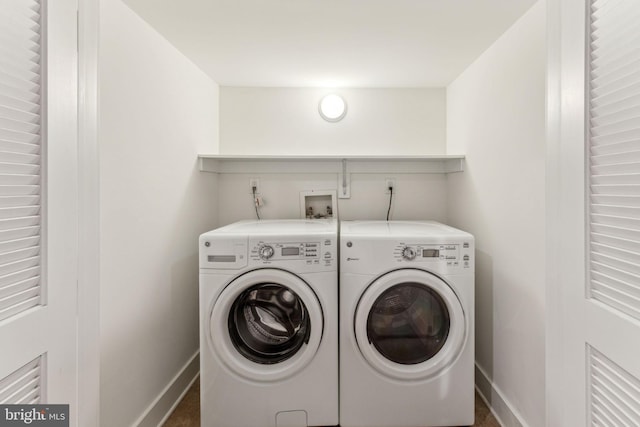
98,1,219,425
219,87,446,155
217,87,447,224
217,173,448,226
446,2,546,426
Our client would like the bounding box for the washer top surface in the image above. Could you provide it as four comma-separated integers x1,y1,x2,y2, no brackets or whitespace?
341,220,471,240
203,219,337,237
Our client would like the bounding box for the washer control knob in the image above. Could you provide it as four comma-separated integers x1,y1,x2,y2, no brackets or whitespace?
259,245,275,260
402,246,416,261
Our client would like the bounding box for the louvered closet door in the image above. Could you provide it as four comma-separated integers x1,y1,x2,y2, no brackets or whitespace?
0,0,43,322
588,0,640,425
0,0,79,420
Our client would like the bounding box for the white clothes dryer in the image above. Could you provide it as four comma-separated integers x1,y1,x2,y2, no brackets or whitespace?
340,220,475,427
199,219,338,427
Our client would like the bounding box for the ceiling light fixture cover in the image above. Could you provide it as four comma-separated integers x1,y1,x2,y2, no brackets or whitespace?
319,94,347,122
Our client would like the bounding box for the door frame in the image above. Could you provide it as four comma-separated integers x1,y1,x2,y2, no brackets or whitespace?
77,0,100,425
545,0,588,424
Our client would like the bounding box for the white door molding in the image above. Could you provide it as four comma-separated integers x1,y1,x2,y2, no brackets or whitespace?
545,0,588,424
77,0,101,425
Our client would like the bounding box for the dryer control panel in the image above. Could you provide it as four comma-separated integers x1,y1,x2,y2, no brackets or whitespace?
392,242,471,269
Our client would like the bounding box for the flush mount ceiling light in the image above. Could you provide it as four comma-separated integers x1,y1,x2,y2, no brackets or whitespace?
319,94,347,122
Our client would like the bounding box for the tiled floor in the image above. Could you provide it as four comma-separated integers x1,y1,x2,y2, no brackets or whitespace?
163,377,500,427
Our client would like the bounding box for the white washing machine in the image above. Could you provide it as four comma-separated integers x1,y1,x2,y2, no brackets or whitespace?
340,220,475,427
199,219,338,427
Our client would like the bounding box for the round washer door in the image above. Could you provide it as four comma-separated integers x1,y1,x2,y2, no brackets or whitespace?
354,269,466,381
209,269,323,382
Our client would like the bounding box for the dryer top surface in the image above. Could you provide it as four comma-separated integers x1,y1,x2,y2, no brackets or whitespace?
341,220,473,240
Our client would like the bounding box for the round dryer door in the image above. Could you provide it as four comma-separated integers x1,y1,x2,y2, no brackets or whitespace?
209,269,324,382
354,269,466,381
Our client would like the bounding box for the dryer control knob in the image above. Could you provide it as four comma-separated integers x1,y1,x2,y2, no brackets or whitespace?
402,247,416,260
259,245,275,260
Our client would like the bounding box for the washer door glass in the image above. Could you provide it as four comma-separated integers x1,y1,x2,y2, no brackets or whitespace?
367,283,450,364
229,283,310,364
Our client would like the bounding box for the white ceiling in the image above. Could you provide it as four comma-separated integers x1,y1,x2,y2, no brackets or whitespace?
121,0,537,87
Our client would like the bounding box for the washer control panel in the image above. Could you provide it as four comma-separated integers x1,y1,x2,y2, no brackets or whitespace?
252,242,320,260
201,238,336,270
249,239,335,268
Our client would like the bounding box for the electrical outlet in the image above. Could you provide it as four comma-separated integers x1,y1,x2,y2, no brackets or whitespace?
249,178,260,194
385,178,395,194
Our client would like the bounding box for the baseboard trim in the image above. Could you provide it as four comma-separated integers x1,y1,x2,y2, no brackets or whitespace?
135,351,200,427
475,363,529,427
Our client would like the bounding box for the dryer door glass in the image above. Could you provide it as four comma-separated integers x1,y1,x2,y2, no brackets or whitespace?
229,283,310,364
367,283,450,364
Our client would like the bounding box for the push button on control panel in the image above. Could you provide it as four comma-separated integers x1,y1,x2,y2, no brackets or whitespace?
304,243,319,258
462,254,471,268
